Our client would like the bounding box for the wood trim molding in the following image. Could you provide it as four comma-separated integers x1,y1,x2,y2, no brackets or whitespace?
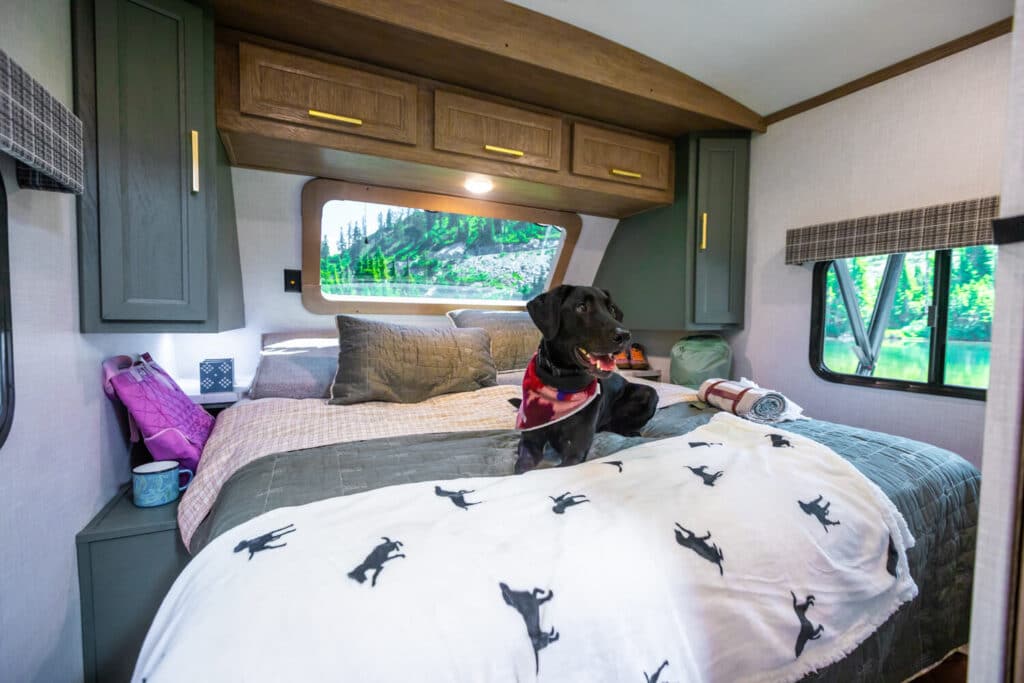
300,178,582,315
766,17,1013,126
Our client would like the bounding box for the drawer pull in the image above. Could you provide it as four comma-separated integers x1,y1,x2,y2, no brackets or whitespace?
484,144,525,158
308,109,364,126
190,130,199,193
701,212,708,251
610,168,642,179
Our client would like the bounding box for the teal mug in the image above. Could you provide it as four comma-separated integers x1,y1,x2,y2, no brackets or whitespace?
132,461,193,508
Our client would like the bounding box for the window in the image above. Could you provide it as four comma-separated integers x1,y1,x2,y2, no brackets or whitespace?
301,180,581,315
810,245,995,400
0,175,13,446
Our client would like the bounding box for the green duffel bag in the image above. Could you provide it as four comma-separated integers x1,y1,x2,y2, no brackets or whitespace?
669,335,733,387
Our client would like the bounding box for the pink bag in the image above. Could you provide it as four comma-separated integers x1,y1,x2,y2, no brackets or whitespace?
103,353,215,474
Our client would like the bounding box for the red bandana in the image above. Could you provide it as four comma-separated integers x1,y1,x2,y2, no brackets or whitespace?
515,354,600,431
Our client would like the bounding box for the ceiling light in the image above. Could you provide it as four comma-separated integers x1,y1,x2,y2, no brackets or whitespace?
464,176,494,194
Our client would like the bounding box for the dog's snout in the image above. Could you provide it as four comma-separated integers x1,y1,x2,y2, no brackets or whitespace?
612,327,630,347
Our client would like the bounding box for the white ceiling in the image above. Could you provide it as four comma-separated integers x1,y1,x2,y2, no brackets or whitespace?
508,0,1014,115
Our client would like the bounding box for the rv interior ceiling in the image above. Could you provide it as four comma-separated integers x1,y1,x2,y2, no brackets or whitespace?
0,0,1022,681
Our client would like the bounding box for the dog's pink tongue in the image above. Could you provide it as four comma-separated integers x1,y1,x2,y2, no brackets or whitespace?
594,354,616,372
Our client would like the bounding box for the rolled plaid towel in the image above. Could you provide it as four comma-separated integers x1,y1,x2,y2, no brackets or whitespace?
697,378,789,423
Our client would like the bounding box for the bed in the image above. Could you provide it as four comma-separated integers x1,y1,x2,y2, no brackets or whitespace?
135,373,978,682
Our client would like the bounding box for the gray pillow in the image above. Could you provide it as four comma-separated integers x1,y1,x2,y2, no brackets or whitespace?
249,332,340,399
329,315,497,405
446,309,540,372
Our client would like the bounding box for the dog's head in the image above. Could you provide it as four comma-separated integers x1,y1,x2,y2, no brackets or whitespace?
526,285,630,378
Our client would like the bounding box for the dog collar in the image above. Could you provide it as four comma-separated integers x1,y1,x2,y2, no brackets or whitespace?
516,354,600,432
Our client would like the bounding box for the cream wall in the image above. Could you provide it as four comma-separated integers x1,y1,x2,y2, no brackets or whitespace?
969,0,1024,675
729,35,1012,466
0,1,175,679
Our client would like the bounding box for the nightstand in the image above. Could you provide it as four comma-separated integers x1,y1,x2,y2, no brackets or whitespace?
76,486,190,683
618,368,663,382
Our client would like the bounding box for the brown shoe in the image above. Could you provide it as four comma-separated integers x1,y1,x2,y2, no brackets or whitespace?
614,349,632,369
628,343,649,370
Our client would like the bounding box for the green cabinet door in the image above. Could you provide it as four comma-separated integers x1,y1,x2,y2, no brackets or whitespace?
692,137,748,325
94,0,207,322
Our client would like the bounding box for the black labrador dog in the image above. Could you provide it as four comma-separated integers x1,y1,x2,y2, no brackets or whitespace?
514,285,658,473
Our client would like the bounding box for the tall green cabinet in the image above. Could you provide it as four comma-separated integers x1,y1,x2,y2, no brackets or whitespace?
594,133,749,331
73,0,244,332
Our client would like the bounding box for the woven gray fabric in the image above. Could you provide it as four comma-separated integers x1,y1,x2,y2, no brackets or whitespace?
446,309,541,371
329,315,497,405
0,49,83,193
785,196,999,264
249,332,340,399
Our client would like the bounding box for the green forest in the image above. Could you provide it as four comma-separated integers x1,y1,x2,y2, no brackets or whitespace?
823,246,995,342
823,245,995,388
319,205,563,301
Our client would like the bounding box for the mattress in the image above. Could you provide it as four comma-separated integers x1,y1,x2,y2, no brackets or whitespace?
184,394,978,682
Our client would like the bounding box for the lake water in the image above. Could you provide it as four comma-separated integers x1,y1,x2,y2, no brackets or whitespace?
823,339,990,389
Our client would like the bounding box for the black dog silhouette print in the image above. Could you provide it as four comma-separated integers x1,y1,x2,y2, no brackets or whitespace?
673,524,724,575
791,592,824,657
348,537,405,587
499,583,559,673
434,485,480,510
686,465,724,487
688,441,722,448
233,523,295,560
767,434,793,448
604,460,624,473
644,660,670,683
550,492,589,514
886,535,899,577
798,495,841,532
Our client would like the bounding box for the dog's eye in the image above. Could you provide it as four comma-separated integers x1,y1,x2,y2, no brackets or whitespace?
575,302,588,314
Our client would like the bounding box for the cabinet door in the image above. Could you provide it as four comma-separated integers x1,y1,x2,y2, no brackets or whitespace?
95,0,207,321
693,137,748,325
239,43,418,145
571,123,672,191
434,91,562,170
83,530,190,683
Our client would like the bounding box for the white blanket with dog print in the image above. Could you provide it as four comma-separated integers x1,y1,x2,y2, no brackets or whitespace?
134,413,917,683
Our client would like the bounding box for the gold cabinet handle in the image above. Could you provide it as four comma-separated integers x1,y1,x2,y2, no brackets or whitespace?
190,130,199,193
483,144,524,158
610,168,642,179
700,212,708,251
308,109,363,126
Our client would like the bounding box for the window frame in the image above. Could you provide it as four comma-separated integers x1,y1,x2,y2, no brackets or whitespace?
300,178,582,315
809,251,987,402
0,175,13,446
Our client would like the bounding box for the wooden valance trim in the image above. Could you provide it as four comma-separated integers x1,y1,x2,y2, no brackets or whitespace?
785,196,999,264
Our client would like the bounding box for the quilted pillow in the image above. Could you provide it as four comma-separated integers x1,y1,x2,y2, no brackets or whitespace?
329,315,497,405
446,309,540,372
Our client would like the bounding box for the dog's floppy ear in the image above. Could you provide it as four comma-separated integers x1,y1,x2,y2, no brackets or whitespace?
600,288,624,322
527,285,570,340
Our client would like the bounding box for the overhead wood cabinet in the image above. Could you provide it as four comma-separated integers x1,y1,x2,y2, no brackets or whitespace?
434,91,562,171
593,134,750,331
215,33,677,218
571,123,672,191
73,0,244,332
239,42,418,145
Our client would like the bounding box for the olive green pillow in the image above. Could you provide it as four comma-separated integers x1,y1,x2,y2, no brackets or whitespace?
329,315,497,405
446,309,541,372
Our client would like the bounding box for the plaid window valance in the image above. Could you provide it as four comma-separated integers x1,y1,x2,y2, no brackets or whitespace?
0,49,83,194
785,196,999,264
